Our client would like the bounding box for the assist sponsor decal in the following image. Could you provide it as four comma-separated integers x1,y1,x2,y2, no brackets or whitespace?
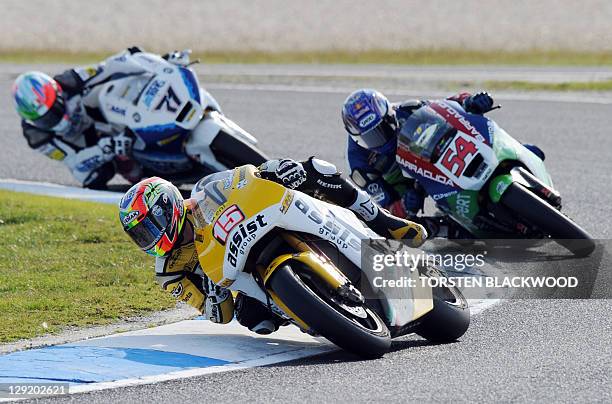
293,198,360,250
226,214,268,267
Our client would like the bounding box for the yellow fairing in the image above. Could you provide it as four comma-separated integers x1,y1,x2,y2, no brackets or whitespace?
193,165,287,284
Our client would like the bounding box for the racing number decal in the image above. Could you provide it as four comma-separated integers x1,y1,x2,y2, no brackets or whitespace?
440,136,477,177
155,86,182,113
213,205,245,244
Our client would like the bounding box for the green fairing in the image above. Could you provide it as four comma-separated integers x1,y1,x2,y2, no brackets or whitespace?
444,190,481,233
488,174,513,203
492,125,553,187
483,125,553,206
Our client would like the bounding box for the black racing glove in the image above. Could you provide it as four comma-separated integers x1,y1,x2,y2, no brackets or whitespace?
261,159,307,189
127,46,143,54
463,92,494,114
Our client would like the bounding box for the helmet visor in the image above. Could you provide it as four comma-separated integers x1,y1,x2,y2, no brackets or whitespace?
126,216,165,251
31,94,66,130
350,120,396,149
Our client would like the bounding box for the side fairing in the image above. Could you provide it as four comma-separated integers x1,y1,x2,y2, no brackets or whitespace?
279,192,381,268
492,125,553,187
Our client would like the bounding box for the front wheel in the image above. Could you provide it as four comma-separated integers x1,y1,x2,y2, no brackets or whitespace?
268,263,391,358
501,183,595,257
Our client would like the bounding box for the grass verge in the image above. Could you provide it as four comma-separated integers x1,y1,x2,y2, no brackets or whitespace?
482,80,612,92
448,79,612,92
3,49,612,66
0,190,175,343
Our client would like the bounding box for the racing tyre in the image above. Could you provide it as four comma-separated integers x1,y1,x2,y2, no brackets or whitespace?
268,263,391,358
501,183,595,257
210,130,268,168
415,269,470,343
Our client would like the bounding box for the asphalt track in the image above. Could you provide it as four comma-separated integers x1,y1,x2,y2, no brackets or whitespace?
1,66,611,402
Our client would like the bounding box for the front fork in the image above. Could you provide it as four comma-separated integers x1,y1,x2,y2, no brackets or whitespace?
255,233,358,331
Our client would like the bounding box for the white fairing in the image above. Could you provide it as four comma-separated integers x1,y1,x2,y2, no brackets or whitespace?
433,130,497,191
184,111,259,168
184,112,229,172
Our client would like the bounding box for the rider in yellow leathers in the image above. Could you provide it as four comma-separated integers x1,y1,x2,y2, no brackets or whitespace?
119,157,427,334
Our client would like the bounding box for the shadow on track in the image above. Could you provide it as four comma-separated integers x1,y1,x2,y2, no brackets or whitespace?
265,336,447,367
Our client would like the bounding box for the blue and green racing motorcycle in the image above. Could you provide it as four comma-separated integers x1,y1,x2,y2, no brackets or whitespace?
396,100,595,256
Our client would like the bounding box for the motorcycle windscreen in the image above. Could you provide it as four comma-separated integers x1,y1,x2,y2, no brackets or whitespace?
398,106,457,162
191,170,234,228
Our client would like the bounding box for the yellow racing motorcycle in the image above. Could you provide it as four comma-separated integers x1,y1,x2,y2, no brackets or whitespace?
190,165,470,358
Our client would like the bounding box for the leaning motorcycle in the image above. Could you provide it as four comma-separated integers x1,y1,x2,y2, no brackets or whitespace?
395,100,595,256
96,52,267,184
188,165,470,358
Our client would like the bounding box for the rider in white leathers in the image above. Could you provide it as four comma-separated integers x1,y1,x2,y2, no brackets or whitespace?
12,47,221,189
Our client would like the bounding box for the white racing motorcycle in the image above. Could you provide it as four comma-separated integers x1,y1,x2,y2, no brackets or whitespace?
189,165,470,358
94,52,267,184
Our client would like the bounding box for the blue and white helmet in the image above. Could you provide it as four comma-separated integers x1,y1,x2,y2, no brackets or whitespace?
341,89,397,150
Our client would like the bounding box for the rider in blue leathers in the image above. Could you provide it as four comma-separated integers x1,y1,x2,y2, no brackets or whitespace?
343,89,545,238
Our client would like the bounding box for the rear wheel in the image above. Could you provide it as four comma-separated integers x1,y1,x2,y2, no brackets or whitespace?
415,267,470,342
501,183,595,257
268,262,391,358
210,130,268,168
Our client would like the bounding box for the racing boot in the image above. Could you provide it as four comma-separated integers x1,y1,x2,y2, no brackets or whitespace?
235,293,284,335
419,216,473,240
349,188,428,247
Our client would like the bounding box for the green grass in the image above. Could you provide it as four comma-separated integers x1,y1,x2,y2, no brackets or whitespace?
448,79,612,92
4,49,612,66
482,80,612,92
0,190,175,343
